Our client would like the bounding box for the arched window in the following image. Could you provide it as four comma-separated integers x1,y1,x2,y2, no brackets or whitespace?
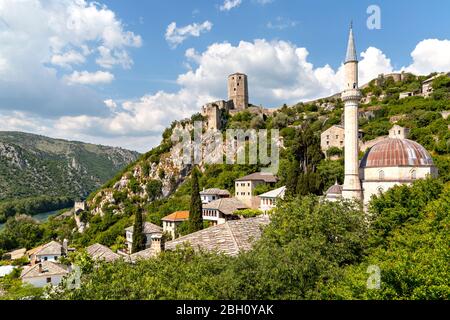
410,169,417,180
378,170,385,180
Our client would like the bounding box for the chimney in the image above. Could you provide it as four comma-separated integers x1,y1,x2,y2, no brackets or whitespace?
38,263,43,274
151,235,164,254
62,239,68,255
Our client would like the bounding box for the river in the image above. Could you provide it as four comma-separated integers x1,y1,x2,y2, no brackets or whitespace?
0,210,60,231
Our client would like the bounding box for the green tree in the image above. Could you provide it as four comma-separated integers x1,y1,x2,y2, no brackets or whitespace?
131,208,146,253
287,124,325,196
146,180,163,202
188,166,203,233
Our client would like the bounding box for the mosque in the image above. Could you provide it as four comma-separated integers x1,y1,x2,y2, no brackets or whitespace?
325,25,438,205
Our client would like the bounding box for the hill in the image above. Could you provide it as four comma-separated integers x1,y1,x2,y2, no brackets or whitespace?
0,131,139,202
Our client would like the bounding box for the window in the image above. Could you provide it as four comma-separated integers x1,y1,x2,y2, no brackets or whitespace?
54,256,58,261
326,141,329,145
336,135,339,139
326,135,329,139
46,277,51,283
44,257,48,261
379,170,385,180
398,130,401,134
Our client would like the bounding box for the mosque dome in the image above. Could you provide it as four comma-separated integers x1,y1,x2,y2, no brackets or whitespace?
360,138,434,168
325,181,343,199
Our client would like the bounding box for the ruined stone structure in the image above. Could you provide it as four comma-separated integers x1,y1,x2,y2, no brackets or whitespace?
228,73,249,110
201,72,250,130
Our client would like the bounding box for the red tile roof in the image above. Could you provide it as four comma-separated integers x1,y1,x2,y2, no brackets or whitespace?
161,211,190,222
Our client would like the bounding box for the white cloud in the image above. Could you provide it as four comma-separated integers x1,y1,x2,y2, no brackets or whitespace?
165,21,213,48
0,0,141,117
104,99,117,110
50,51,86,68
65,70,114,85
403,39,450,75
220,0,242,11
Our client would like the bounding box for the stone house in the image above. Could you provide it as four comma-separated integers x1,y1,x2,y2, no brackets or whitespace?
200,188,230,204
320,125,363,154
125,222,163,253
28,240,68,264
259,186,286,213
86,243,121,263
21,261,69,288
234,172,278,207
161,211,190,240
202,198,248,225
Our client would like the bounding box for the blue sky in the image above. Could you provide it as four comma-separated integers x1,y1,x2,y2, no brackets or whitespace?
100,0,450,99
0,0,449,151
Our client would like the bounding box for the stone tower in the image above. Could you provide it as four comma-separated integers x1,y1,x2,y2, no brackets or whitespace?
341,24,363,201
228,73,248,110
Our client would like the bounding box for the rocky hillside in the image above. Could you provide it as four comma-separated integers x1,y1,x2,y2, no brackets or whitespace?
0,131,139,201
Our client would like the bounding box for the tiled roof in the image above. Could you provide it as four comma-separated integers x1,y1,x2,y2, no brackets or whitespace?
165,215,270,256
86,243,121,262
259,186,286,198
21,261,69,279
235,172,278,183
360,138,434,168
202,198,248,215
129,247,159,263
34,241,63,256
325,182,343,195
162,211,189,222
199,188,230,196
125,222,163,234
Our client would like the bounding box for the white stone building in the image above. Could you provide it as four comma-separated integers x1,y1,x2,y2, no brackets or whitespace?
161,211,189,240
325,25,438,206
202,198,248,225
200,188,230,204
235,172,278,208
28,240,68,264
125,222,163,253
259,186,286,213
21,261,69,288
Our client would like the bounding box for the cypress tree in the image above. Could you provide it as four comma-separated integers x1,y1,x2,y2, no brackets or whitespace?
189,166,203,233
131,207,146,253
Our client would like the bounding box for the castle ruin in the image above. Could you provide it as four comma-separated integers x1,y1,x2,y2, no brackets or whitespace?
201,72,249,130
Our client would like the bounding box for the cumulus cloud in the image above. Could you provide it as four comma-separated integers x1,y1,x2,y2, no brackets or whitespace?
165,21,213,48
403,39,450,75
65,70,114,85
0,0,141,117
220,0,242,11
50,51,86,68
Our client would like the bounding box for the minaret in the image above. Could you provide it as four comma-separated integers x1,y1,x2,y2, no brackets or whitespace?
341,23,363,201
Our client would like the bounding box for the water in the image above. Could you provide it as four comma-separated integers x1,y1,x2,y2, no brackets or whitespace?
0,210,60,230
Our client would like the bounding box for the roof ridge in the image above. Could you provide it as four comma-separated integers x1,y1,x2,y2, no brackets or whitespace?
224,221,240,254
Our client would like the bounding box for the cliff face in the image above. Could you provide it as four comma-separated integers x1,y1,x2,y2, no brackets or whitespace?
0,131,139,201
